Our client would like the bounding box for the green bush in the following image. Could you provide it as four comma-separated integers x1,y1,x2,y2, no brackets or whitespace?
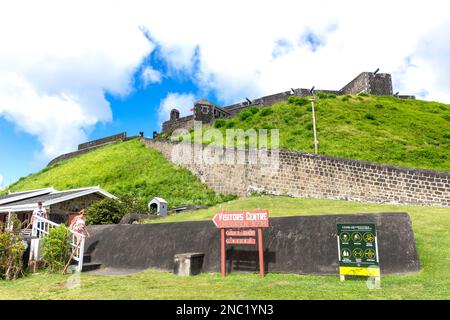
365,113,376,120
120,195,151,214
41,225,71,273
239,109,254,121
225,120,237,128
288,96,309,106
260,108,274,117
316,92,328,99
248,106,260,115
0,232,25,280
358,92,370,97
86,198,127,225
214,119,226,128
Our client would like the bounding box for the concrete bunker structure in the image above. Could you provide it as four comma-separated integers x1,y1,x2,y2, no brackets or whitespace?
85,212,420,276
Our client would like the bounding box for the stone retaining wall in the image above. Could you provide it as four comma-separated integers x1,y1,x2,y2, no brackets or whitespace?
142,138,450,206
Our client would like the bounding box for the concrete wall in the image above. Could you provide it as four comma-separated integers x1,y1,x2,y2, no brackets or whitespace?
85,212,420,275
162,115,194,134
142,138,450,207
78,132,126,150
48,133,130,166
48,144,114,166
340,72,393,96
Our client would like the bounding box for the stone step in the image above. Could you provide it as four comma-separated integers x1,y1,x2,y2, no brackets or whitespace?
81,262,102,272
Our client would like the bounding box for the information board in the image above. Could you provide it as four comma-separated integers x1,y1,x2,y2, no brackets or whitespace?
337,223,380,281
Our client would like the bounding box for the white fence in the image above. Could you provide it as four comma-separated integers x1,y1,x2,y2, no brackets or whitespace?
32,216,85,272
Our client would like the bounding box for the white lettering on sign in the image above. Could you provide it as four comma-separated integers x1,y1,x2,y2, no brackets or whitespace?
219,213,244,221
213,210,269,228
246,211,267,221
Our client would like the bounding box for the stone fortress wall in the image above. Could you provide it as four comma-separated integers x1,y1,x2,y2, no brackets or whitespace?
142,138,450,207
161,71,415,135
48,132,139,166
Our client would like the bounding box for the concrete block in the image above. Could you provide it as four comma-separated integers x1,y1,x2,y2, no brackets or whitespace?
174,252,205,276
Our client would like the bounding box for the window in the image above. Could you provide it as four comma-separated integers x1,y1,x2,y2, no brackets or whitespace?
201,105,209,114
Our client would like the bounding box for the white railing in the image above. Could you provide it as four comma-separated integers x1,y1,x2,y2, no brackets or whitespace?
31,216,85,272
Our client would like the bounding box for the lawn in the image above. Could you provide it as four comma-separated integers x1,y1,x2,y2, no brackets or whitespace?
1,196,449,300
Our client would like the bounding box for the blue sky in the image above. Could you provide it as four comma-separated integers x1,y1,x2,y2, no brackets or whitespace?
1,0,449,189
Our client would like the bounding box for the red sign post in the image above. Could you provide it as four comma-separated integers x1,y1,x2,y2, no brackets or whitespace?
213,209,269,277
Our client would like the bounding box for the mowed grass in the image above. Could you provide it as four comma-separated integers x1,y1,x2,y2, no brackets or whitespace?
1,196,449,300
6,139,230,208
188,95,450,171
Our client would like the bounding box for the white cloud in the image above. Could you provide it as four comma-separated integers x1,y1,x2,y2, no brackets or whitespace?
158,93,196,125
1,0,450,163
141,66,162,87
0,0,153,160
135,0,450,103
395,21,450,102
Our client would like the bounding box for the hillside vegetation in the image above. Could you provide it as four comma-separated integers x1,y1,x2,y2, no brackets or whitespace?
189,94,450,171
7,139,232,208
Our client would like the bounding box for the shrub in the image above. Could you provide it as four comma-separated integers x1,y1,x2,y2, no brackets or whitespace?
86,198,127,225
315,93,337,99
120,195,151,214
358,92,369,97
365,113,376,120
214,119,226,128
375,104,384,109
225,120,237,128
247,106,259,115
0,232,25,280
41,225,71,273
239,109,254,121
288,96,309,106
260,108,274,117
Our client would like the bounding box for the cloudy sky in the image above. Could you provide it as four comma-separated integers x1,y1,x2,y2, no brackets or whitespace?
0,0,449,187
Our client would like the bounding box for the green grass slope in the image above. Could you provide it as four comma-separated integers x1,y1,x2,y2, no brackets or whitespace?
192,95,450,171
7,139,231,207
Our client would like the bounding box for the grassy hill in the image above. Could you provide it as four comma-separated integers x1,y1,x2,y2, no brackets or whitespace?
6,139,233,208
187,94,450,171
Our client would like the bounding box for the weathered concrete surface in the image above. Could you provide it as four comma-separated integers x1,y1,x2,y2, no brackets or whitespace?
86,212,420,275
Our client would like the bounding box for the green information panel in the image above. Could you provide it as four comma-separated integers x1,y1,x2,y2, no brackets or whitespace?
337,224,380,280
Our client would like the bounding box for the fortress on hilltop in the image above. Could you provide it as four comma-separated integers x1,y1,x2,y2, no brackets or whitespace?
160,70,415,135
